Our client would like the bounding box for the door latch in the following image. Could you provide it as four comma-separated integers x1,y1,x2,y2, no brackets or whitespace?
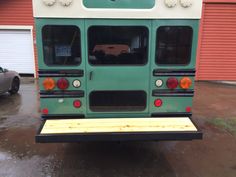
89,71,93,80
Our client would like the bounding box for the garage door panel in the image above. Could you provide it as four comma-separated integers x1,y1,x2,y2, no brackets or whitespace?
0,30,34,74
198,3,236,81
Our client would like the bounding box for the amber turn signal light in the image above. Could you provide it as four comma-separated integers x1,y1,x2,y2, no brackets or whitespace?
180,77,192,89
43,78,56,91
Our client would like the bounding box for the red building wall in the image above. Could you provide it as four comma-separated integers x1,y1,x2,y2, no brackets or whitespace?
196,0,236,80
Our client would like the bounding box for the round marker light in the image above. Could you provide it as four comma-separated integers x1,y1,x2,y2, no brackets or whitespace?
164,0,178,8
73,80,81,88
57,78,69,90
180,0,193,8
43,78,55,91
42,108,49,115
186,106,192,113
73,100,81,108
166,78,179,89
154,99,163,107
180,77,192,89
59,0,73,6
42,0,56,6
156,79,163,87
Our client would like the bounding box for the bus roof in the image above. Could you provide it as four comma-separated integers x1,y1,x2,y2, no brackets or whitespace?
33,0,203,19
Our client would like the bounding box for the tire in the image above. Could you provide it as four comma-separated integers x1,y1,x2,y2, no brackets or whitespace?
9,77,20,95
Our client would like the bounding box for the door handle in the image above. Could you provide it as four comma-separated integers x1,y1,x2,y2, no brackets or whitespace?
89,71,93,80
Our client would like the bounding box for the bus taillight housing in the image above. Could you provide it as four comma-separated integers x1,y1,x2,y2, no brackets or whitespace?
180,77,192,89
43,78,56,91
57,78,69,90
166,78,178,89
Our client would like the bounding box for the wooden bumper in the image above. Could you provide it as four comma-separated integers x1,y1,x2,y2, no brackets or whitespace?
40,117,198,134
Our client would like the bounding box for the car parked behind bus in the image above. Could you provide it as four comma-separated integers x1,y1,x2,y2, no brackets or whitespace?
0,67,20,95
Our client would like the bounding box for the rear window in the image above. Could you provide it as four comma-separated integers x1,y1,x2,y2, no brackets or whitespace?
88,26,148,65
156,26,193,65
42,25,81,66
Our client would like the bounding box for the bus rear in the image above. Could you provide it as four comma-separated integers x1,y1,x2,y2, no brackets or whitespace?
34,0,203,142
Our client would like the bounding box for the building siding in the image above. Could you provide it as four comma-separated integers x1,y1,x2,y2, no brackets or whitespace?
196,0,236,80
0,0,38,76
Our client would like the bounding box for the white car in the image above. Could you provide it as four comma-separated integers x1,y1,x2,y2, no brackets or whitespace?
0,67,20,95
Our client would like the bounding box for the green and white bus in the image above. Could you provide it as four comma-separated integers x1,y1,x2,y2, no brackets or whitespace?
34,0,203,142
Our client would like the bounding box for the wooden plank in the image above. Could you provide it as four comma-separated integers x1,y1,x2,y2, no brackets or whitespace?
40,118,198,134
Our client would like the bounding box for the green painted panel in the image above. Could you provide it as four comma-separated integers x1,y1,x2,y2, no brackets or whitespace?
149,20,199,115
35,19,199,118
83,0,155,9
150,97,193,114
84,19,152,115
40,98,86,115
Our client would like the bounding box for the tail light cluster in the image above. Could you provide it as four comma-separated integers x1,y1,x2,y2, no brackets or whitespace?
42,78,82,113
42,78,81,91
154,77,192,111
160,77,192,90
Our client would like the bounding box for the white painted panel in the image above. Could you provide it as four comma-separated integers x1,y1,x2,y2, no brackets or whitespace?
0,30,34,74
32,0,203,19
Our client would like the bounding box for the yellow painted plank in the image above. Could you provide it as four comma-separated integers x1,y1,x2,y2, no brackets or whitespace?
40,118,198,134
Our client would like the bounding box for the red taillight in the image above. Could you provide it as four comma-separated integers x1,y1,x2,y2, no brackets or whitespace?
42,108,49,114
57,78,69,90
73,100,81,108
186,106,192,113
166,78,178,89
154,99,162,107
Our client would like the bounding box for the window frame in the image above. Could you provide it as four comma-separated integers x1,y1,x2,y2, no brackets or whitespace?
155,26,193,66
42,25,82,67
87,25,149,66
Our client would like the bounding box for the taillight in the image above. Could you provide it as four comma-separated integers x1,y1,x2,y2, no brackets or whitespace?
180,77,192,89
43,78,55,91
57,78,69,90
42,108,49,114
73,100,81,108
154,99,163,107
166,78,178,89
186,106,192,113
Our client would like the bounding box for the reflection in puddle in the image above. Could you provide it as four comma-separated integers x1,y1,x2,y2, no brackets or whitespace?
0,152,12,161
0,84,40,129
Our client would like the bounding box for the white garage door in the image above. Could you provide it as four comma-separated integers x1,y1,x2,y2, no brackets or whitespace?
0,30,34,74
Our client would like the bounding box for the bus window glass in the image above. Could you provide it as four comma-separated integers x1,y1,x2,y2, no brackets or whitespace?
88,26,148,65
42,25,81,66
156,26,193,65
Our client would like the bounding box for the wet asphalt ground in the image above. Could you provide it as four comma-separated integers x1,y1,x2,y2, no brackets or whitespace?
0,79,236,177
